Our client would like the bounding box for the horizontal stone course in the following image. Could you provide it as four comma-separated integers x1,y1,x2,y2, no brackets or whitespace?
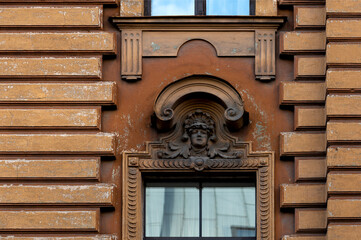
280,184,326,207
0,184,114,205
0,83,116,104
0,108,101,129
327,69,361,91
327,19,361,39
0,236,116,240
0,57,101,78
280,132,326,156
327,147,361,169
328,199,361,219
282,235,325,240
295,56,326,78
0,158,100,179
295,107,325,130
0,210,99,231
0,6,102,28
280,82,326,104
327,173,361,194
327,121,361,142
326,95,361,117
0,33,115,53
295,6,326,29
327,0,361,16
0,133,115,154
280,32,326,54
327,43,361,66
296,209,327,232
328,224,361,240
295,158,326,181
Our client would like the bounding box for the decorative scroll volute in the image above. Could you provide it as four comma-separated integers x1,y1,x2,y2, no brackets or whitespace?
153,76,245,131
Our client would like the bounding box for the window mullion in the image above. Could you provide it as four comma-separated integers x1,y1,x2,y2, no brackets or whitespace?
199,182,202,237
195,0,206,15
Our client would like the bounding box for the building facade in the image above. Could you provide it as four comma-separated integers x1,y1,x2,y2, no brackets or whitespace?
0,0,360,239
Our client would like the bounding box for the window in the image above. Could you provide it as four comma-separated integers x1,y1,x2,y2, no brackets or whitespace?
144,175,256,239
144,0,255,16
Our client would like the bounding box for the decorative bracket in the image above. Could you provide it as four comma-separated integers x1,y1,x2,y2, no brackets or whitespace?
121,30,142,81
255,30,276,81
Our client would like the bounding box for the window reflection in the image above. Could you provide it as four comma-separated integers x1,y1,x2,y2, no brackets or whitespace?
145,185,199,237
206,0,250,15
145,182,256,238
151,0,194,16
202,186,256,237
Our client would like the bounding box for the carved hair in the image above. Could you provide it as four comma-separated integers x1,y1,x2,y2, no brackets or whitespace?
183,110,216,142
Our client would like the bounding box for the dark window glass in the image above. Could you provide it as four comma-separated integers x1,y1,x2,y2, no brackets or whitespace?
145,181,256,239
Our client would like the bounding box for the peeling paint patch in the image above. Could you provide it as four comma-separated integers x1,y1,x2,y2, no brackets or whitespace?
151,42,160,52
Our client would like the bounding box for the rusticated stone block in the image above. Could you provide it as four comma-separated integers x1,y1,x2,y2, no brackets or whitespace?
280,82,326,104
279,0,325,5
1,0,116,3
328,199,361,219
280,184,326,207
0,6,102,28
327,0,361,16
0,133,115,154
280,132,326,156
327,43,361,66
295,56,326,78
296,209,327,232
327,69,361,91
295,6,326,29
0,236,116,240
327,121,361,142
0,33,115,54
280,32,326,54
328,224,361,240
326,95,361,117
282,235,325,240
120,0,143,16
327,19,361,40
0,158,100,179
327,147,361,169
255,0,277,16
0,107,101,129
295,158,326,181
0,184,114,205
295,107,326,130
0,210,99,231
327,173,361,194
0,83,116,105
0,57,101,78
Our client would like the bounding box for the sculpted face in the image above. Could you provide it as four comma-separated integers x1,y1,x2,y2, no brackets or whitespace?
190,129,208,149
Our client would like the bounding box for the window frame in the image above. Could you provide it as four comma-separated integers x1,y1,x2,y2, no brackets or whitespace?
144,0,256,16
143,175,257,239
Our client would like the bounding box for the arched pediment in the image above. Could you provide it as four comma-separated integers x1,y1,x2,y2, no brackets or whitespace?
153,75,245,131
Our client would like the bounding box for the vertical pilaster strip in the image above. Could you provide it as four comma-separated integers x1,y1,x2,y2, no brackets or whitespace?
279,1,327,239
326,0,361,239
122,30,142,81
255,30,276,81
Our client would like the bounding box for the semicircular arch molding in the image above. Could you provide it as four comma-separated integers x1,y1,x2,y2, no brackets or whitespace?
153,75,245,131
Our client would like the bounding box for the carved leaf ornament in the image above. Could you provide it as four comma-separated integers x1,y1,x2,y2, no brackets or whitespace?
122,76,274,240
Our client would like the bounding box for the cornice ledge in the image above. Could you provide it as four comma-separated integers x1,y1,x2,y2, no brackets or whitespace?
110,16,287,30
